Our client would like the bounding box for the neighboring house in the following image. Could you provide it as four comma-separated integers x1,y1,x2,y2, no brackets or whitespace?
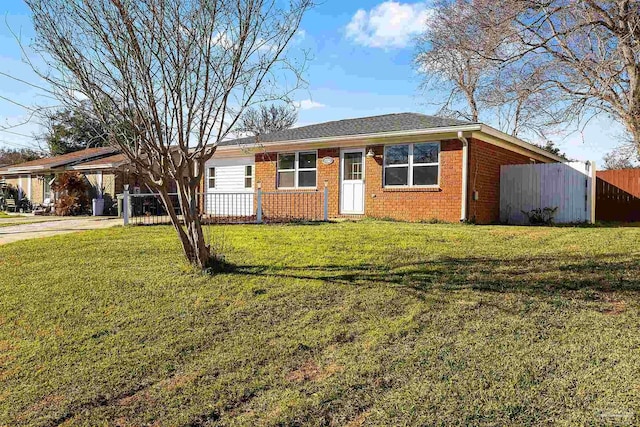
67,153,139,213
0,147,129,212
205,113,564,224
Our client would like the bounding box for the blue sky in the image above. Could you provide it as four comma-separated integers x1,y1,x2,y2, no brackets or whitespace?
0,0,625,164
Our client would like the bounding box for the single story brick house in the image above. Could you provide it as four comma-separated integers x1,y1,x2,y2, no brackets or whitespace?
205,113,564,224
0,147,139,214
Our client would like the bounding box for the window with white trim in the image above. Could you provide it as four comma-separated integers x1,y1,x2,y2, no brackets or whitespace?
208,167,216,189
244,165,253,188
277,151,317,188
384,142,440,187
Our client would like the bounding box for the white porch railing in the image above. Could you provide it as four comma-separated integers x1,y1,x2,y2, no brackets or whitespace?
120,186,329,226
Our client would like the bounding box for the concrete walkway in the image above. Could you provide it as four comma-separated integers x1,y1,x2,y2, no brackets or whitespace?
0,217,122,245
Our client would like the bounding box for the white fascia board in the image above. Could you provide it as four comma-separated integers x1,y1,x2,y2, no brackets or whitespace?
5,165,47,173
69,161,125,171
69,164,114,171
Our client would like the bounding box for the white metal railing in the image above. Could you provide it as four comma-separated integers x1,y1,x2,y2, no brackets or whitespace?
120,186,329,226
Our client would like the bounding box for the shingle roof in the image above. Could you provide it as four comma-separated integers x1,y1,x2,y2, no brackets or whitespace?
218,113,473,147
0,147,118,173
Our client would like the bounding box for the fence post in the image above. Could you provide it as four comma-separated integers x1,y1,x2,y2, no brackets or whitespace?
256,183,263,224
323,180,329,221
123,185,130,225
589,160,597,224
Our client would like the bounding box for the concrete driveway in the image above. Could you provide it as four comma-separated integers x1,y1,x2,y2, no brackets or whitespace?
0,217,122,245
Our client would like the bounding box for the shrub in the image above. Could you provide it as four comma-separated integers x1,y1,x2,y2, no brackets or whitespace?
52,171,90,216
521,207,558,225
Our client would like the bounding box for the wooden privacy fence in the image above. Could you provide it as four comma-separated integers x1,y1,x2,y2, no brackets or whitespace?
596,169,640,222
500,162,596,224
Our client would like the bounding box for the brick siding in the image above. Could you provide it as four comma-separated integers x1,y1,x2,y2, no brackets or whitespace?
363,140,463,222
252,137,542,224
467,138,533,224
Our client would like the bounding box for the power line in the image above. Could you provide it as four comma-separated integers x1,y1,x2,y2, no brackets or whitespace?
0,94,39,113
0,71,53,94
0,110,40,131
0,128,35,138
0,138,41,150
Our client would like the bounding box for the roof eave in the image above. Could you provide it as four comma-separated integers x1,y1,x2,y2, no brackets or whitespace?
69,162,125,171
4,165,48,173
1,148,120,174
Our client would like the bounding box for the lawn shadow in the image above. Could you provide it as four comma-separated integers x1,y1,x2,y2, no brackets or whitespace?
228,253,640,300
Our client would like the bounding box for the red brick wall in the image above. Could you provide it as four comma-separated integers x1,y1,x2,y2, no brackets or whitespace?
255,149,340,219
253,137,542,224
467,138,534,224
364,139,463,222
255,140,464,223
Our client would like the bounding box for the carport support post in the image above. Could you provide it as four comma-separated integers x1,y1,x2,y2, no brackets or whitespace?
323,180,329,221
123,185,129,226
256,183,263,224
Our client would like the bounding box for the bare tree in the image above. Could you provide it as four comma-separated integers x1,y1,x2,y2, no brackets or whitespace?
603,144,640,169
414,0,491,122
25,0,312,269
238,103,298,136
414,0,563,139
480,62,568,139
475,0,640,152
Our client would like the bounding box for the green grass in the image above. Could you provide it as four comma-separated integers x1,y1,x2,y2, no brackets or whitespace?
0,212,20,218
1,221,640,426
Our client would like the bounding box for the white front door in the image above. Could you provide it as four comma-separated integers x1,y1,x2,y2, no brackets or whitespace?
340,149,365,214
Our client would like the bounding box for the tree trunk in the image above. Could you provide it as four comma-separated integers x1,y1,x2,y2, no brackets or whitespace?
154,180,211,269
632,126,640,160
177,179,211,269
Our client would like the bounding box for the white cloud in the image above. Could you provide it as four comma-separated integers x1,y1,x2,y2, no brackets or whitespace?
345,1,432,49
294,99,326,110
70,90,89,101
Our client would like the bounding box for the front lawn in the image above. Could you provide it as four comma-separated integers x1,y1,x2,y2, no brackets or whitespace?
0,212,20,218
1,221,639,426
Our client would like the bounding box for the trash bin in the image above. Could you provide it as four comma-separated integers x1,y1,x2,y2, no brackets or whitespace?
92,198,105,216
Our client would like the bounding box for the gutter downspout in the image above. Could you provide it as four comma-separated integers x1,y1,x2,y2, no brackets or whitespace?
457,131,469,222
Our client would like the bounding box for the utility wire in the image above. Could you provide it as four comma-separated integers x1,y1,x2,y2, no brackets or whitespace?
0,138,41,150
0,71,53,94
0,93,40,113
0,128,35,138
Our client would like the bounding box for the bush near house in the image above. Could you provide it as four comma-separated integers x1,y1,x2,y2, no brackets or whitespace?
51,171,90,216
1,221,639,426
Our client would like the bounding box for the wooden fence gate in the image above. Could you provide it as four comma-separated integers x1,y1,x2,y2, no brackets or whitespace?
596,169,640,222
500,162,596,224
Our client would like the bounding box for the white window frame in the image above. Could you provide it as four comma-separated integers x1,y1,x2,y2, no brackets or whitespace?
383,142,441,188
208,167,216,189
277,150,318,189
244,165,254,189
